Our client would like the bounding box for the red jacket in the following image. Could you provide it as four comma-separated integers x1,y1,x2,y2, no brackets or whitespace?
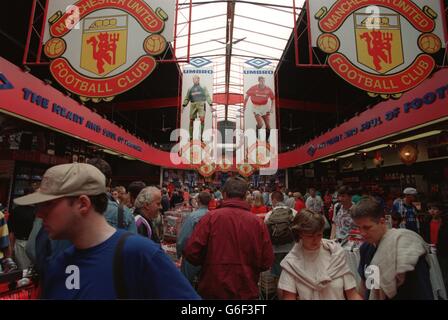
294,199,305,213
251,205,268,214
184,199,274,299
208,199,219,210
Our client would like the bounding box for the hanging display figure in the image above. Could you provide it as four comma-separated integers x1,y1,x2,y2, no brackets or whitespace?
182,75,213,140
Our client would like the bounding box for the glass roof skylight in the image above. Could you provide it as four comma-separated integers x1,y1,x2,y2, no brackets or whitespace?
175,0,304,121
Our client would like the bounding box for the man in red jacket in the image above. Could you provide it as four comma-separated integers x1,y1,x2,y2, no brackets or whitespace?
184,177,274,299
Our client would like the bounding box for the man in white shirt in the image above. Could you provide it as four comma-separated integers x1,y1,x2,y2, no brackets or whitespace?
305,187,324,214
330,186,358,244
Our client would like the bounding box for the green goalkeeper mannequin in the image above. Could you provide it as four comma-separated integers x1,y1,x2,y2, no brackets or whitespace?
183,75,213,140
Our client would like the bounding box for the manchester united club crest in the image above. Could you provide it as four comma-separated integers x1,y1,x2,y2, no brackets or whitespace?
80,15,128,76
198,162,216,177
237,163,255,178
217,157,233,172
310,0,445,99
354,13,404,74
43,0,170,102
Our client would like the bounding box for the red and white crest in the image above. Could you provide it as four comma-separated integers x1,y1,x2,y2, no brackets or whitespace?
308,0,446,99
43,0,175,102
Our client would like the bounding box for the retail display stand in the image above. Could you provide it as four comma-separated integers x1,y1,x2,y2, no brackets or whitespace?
161,204,193,269
0,269,39,300
258,270,277,300
163,205,192,242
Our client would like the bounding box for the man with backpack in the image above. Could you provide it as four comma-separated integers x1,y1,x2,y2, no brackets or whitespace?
14,163,199,299
264,191,297,295
87,158,136,232
25,158,137,280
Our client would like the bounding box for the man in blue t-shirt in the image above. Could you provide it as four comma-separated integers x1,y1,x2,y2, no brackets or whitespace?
26,158,137,278
14,162,200,300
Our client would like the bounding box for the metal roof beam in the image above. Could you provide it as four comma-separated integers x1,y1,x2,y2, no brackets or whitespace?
177,26,226,38
233,26,289,41
224,0,236,121
234,13,293,30
232,47,277,60
177,13,227,26
234,39,285,52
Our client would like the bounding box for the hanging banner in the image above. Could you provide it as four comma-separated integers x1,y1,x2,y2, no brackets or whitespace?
180,60,214,165
198,162,216,177
217,157,233,172
243,66,276,141
0,56,188,169
237,163,255,178
42,0,176,102
278,68,448,168
243,63,277,171
307,0,447,99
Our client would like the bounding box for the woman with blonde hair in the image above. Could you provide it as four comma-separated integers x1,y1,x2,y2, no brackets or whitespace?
251,190,268,214
293,192,306,212
278,209,362,300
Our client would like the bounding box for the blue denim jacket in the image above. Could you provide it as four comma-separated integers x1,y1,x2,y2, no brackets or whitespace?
104,195,137,233
176,207,208,284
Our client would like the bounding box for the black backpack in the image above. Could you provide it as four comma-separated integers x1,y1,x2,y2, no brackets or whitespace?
266,207,294,245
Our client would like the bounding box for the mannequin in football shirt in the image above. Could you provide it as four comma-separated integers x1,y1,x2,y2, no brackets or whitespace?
243,76,275,141
182,75,213,140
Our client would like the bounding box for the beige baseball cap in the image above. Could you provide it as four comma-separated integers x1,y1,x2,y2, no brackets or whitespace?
14,163,107,206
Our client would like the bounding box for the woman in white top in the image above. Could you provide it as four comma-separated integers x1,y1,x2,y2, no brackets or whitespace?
278,209,362,300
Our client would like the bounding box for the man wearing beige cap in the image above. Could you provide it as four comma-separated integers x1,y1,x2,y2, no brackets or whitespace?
26,158,137,277
14,163,199,299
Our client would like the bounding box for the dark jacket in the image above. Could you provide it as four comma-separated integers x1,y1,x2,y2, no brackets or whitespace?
170,192,183,208
134,208,161,244
161,195,170,214
8,205,35,240
421,214,448,258
359,242,434,300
